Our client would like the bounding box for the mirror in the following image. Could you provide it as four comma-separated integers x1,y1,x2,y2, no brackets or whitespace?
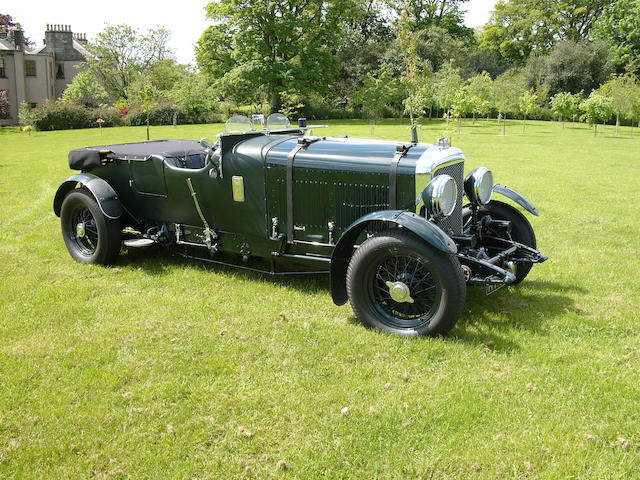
224,115,252,134
266,113,291,130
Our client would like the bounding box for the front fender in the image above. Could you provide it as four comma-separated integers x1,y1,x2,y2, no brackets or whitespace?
492,184,539,216
330,210,457,305
53,173,122,219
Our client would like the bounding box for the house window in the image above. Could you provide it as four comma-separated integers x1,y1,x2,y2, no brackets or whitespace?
25,60,36,76
56,63,65,79
0,58,6,77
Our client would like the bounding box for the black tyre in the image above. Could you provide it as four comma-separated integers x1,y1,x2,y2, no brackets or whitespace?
469,200,536,284
346,229,466,337
60,189,121,266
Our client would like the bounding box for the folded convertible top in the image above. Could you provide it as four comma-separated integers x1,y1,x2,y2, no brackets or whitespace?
68,139,205,170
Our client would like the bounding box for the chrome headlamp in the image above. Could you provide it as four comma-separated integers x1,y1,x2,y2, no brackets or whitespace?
421,175,458,219
464,167,493,206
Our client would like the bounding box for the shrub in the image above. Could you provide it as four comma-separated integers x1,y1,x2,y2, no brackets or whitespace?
29,101,93,131
26,101,123,131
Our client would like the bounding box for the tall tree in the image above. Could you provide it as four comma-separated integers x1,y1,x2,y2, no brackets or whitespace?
594,0,640,75
197,0,359,111
332,0,394,106
481,0,610,62
84,25,171,101
537,41,613,96
389,0,473,39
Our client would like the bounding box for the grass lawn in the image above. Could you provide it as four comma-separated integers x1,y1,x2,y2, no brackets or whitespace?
0,118,639,479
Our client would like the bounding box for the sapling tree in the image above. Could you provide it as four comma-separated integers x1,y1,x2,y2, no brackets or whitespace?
580,93,613,136
550,91,580,127
519,90,539,132
598,74,638,135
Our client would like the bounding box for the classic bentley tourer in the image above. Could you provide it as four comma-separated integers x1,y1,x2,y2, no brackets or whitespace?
54,114,547,336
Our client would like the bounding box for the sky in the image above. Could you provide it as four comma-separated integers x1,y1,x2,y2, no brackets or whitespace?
9,0,498,65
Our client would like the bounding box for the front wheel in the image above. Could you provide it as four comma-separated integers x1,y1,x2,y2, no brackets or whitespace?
346,229,466,337
60,188,121,266
465,200,537,284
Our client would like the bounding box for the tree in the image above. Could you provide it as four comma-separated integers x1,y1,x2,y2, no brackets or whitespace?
127,78,159,140
466,72,494,121
450,86,474,132
168,73,219,124
396,2,433,135
550,91,580,127
351,69,403,121
518,90,539,131
197,0,359,112
84,25,171,100
493,69,526,135
0,13,34,48
61,70,109,107
481,0,610,62
537,41,613,96
390,0,473,40
594,0,640,75
580,93,613,136
332,0,394,106
433,61,464,126
598,74,638,135
147,59,189,92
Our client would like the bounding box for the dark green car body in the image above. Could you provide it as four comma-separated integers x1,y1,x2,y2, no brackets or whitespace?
54,122,547,336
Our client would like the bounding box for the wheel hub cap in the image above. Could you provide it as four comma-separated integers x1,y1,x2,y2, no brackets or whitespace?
76,222,86,238
385,281,414,304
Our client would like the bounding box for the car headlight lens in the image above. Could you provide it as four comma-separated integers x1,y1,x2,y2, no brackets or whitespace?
421,175,458,218
464,167,493,206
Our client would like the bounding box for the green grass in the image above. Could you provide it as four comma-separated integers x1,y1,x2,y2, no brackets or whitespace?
1,118,639,479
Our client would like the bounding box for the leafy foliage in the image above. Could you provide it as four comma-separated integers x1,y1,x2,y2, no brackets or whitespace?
197,0,359,111
352,69,403,119
0,89,9,119
550,91,581,124
61,70,109,107
481,0,610,62
26,101,122,131
580,92,613,135
594,0,640,75
84,25,171,100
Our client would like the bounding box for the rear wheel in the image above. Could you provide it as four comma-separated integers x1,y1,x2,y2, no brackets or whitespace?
60,189,121,266
346,229,466,337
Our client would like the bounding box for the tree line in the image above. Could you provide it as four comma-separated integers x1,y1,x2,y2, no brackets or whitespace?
6,0,640,131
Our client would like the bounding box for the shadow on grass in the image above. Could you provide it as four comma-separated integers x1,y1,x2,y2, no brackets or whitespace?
451,279,583,352
118,247,578,350
117,246,331,295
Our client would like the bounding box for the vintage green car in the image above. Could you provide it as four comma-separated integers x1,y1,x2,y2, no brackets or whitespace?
53,114,547,337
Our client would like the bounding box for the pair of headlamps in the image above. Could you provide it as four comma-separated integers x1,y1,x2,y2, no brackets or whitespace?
421,167,493,219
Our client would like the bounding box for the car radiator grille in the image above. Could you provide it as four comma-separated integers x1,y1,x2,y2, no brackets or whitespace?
433,162,464,235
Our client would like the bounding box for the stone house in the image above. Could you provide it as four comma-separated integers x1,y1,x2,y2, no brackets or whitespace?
0,24,89,125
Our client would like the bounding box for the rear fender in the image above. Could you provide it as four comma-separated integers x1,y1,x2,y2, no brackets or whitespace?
330,210,457,305
492,184,539,216
53,173,122,219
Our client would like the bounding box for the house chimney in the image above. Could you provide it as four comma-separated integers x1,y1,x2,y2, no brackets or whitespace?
13,23,24,51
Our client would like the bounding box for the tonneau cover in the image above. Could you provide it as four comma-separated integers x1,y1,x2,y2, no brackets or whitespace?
68,139,205,170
